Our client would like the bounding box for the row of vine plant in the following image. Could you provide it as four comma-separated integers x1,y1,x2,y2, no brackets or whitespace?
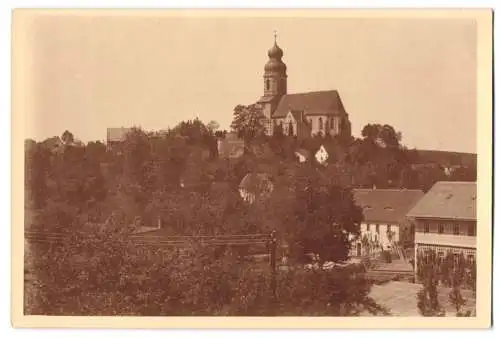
416,250,476,317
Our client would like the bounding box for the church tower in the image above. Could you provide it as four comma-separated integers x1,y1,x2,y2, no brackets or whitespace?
258,32,288,135
263,32,287,98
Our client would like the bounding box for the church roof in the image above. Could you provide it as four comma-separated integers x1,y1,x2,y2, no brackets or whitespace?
272,90,347,118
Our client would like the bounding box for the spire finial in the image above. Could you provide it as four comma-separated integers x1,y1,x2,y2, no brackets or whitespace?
274,30,278,43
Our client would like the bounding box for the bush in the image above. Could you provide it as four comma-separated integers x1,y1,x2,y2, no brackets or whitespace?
26,224,387,316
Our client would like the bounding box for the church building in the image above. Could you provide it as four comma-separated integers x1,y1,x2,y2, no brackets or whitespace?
255,34,352,139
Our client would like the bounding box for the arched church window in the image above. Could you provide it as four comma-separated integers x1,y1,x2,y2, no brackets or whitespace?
319,117,323,130
266,79,270,91
325,118,329,131
288,121,294,136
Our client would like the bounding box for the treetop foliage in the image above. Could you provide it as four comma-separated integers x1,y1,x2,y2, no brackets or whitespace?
24,116,475,316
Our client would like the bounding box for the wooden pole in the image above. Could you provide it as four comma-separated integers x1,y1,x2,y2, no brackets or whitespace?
414,243,418,283
269,230,277,303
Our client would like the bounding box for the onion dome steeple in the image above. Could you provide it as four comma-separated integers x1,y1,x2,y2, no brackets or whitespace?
268,40,284,59
264,31,287,73
262,31,287,99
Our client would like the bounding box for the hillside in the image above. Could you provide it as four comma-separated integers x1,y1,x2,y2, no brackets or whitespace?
414,149,477,166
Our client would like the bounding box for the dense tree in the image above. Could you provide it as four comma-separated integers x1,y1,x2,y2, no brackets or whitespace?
361,124,402,149
61,130,75,145
25,138,37,151
230,104,266,141
345,123,414,188
171,118,214,146
449,165,477,182
246,164,364,263
25,142,51,209
290,176,363,263
207,120,220,133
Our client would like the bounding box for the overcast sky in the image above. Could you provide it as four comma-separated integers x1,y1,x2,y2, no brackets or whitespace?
23,13,477,153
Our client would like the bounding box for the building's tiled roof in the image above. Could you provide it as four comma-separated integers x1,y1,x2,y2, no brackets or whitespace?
353,188,425,224
295,148,310,158
272,90,347,118
257,95,278,104
406,181,476,221
107,127,132,143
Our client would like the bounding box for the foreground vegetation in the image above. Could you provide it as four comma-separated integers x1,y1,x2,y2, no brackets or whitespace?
25,222,391,316
24,116,476,315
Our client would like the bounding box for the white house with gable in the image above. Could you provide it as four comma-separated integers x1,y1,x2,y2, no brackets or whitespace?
350,188,424,258
295,148,310,163
315,145,329,165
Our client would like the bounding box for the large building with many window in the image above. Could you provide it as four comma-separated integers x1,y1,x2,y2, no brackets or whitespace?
407,181,477,271
254,35,352,139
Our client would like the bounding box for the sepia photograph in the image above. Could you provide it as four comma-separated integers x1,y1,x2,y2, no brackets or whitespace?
11,8,492,329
